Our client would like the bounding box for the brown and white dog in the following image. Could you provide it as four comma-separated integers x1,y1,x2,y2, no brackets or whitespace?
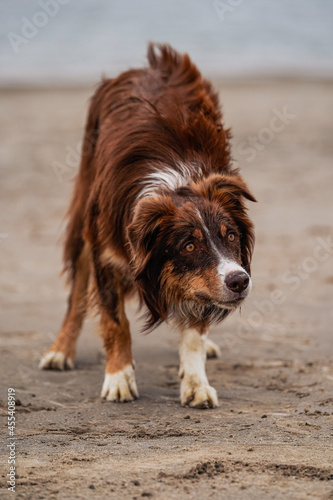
40,44,256,409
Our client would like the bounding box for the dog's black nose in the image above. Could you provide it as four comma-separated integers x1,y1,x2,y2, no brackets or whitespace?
225,272,249,294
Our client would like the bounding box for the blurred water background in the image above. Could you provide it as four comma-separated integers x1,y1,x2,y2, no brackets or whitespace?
1,0,333,86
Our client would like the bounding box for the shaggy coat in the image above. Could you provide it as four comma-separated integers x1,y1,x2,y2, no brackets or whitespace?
40,44,256,409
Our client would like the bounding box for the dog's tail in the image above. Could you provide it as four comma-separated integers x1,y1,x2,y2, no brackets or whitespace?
147,42,222,128
62,81,107,283
147,42,202,85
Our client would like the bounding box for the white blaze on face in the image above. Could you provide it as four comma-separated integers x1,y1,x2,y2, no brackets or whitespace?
218,258,252,294
194,206,251,298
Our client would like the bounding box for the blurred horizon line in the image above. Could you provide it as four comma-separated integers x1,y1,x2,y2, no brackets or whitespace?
1,0,332,87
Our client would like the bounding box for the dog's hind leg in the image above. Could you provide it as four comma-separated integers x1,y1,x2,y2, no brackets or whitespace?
40,82,102,370
206,338,221,359
39,243,90,370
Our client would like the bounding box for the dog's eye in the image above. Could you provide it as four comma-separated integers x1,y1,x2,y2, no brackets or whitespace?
228,233,236,242
185,243,195,252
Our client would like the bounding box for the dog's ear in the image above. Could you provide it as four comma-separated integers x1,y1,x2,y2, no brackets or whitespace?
194,174,256,274
195,173,257,203
127,195,175,275
127,196,176,330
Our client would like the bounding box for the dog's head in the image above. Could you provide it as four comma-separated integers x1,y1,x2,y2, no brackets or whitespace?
127,173,256,330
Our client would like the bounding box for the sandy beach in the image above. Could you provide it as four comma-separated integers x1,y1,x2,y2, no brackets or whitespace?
1,79,333,499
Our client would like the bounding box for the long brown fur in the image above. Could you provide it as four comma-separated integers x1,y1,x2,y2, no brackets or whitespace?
41,43,256,403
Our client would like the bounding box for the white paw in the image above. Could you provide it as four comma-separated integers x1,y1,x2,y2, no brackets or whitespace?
101,365,139,402
39,351,74,370
181,378,218,409
206,339,221,359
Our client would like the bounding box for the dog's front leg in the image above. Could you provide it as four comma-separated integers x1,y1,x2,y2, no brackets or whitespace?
179,328,218,409
94,259,138,403
100,308,138,403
